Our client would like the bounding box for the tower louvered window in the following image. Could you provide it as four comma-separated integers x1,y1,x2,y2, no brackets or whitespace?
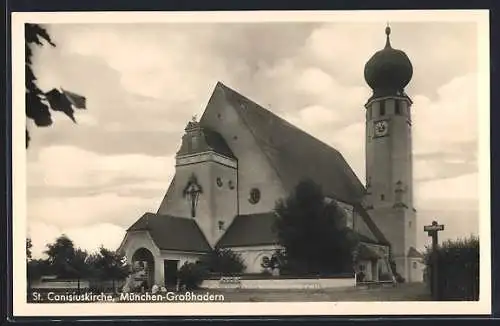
379,101,386,116
395,101,401,115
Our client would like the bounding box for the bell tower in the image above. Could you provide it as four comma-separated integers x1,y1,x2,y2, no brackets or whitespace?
363,25,417,281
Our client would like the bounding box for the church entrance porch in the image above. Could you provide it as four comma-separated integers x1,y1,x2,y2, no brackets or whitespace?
163,260,180,289
131,248,155,290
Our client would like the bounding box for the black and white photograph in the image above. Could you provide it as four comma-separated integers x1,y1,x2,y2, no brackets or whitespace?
12,10,490,316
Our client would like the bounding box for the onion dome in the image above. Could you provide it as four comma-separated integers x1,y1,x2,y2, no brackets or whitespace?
364,25,413,98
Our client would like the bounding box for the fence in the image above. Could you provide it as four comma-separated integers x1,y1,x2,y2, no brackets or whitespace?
30,278,126,293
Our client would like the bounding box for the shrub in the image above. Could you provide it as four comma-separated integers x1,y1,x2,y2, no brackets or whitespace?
202,248,246,276
425,236,479,300
177,262,207,290
260,250,284,271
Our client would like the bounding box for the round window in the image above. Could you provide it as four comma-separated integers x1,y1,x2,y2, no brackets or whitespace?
249,188,261,204
216,177,223,187
261,256,270,267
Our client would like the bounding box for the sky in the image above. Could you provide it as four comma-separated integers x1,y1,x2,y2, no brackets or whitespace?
26,20,481,259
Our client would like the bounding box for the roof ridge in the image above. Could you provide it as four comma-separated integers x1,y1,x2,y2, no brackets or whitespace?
217,82,365,203
217,82,346,157
216,82,288,193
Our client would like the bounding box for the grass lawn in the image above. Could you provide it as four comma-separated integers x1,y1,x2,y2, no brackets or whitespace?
207,282,432,302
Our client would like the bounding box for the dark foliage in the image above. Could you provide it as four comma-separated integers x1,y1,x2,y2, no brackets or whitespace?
273,179,358,275
27,234,129,292
44,234,82,278
177,262,208,290
86,246,131,292
260,250,284,271
27,259,51,289
425,236,479,300
25,24,86,147
26,237,33,261
201,248,246,276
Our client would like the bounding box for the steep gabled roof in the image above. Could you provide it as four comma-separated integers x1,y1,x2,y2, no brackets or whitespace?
216,212,279,248
211,82,365,205
128,213,211,253
408,246,424,259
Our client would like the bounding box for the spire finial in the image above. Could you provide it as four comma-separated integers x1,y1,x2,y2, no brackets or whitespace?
384,22,392,48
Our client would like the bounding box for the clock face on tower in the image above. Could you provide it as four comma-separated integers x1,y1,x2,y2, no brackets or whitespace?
374,120,389,137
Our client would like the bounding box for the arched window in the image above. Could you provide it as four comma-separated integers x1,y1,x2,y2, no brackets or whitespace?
395,101,401,115
379,101,386,116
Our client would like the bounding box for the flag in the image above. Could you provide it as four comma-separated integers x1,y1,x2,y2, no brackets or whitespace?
61,88,86,110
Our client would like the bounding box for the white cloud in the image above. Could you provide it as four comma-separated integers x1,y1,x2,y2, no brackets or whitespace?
413,159,439,181
28,145,175,189
49,24,227,101
28,220,127,259
415,172,478,203
301,24,382,86
28,192,159,229
412,73,478,153
285,105,340,128
294,67,337,95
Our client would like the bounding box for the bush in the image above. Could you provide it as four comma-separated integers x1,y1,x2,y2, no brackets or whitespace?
177,262,207,290
202,248,246,276
425,236,479,300
260,250,284,271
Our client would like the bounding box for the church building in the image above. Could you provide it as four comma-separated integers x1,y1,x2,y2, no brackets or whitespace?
118,26,424,288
